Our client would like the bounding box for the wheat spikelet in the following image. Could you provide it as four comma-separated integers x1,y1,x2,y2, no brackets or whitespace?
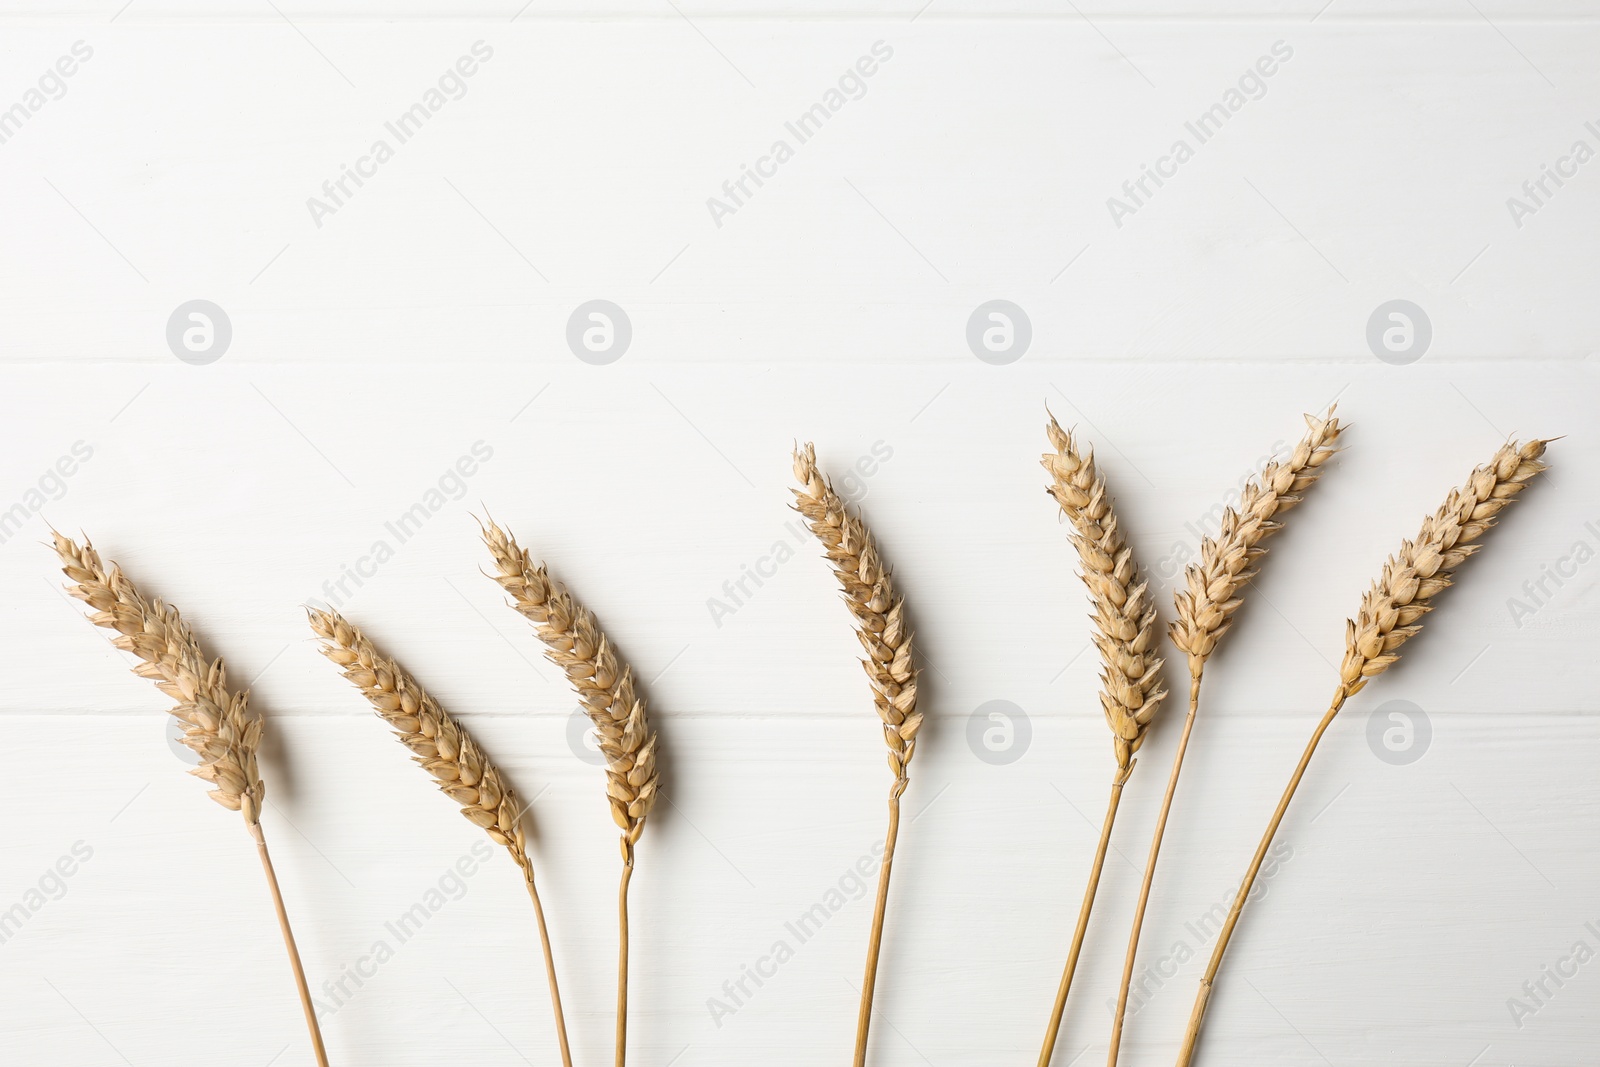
480,521,658,855
790,443,922,792
1041,415,1166,771
1174,436,1553,1067
53,533,265,822
306,608,535,873
1171,408,1343,676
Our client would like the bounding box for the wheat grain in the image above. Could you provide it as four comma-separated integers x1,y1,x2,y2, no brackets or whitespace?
790,442,921,1067
1106,408,1343,1067
1175,437,1552,1067
52,533,327,1067
306,606,573,1067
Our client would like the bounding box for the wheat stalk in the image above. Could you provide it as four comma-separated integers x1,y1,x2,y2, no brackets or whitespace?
1105,408,1343,1066
1035,415,1168,1067
790,442,921,1067
480,520,658,1067
306,608,572,1067
52,533,328,1067
1175,437,1551,1066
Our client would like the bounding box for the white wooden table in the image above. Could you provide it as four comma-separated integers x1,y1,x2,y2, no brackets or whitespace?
1,4,1594,1064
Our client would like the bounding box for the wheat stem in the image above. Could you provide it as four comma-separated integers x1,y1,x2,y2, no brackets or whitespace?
616,854,634,1067
251,822,331,1067
1104,672,1200,1065
523,871,574,1067
1036,763,1132,1067
1174,688,1345,1065
854,785,903,1067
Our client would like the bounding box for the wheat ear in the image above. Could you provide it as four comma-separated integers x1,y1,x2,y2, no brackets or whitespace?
790,443,921,1067
1035,415,1167,1067
1175,437,1550,1066
1105,408,1342,1066
52,534,328,1067
480,520,658,1067
306,608,572,1067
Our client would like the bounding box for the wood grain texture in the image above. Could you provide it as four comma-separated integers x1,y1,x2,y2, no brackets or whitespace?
1,10,1596,1066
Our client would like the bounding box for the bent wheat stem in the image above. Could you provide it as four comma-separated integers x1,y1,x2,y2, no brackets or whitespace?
1174,437,1550,1066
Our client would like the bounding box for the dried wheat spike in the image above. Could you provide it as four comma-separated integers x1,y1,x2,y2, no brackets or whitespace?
307,608,537,876
54,533,265,822
481,522,659,856
790,443,922,795
1339,438,1549,695
1042,416,1166,771
1171,408,1344,676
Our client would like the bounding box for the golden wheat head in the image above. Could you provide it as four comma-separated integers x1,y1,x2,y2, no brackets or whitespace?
1171,408,1344,676
1041,416,1167,772
307,607,539,879
1340,438,1549,695
54,533,265,822
480,521,659,858
790,442,922,794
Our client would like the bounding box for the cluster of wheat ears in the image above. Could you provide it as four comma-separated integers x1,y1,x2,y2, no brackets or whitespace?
51,410,1548,1066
